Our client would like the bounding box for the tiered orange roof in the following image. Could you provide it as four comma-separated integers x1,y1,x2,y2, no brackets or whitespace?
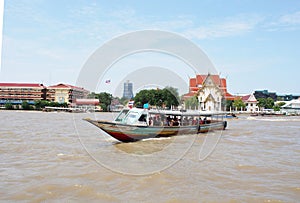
184,74,235,100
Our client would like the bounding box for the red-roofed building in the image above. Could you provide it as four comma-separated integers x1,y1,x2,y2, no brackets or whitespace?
183,74,236,111
240,94,259,112
183,74,235,101
47,83,89,104
0,83,47,104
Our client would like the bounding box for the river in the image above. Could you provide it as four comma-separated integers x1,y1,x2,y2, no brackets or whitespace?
1,110,300,202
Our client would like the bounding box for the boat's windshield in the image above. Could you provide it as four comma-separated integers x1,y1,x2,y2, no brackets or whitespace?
124,112,139,124
114,109,129,122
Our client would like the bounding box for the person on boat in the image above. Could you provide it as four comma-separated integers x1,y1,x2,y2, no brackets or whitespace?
195,118,199,126
166,116,171,126
169,119,174,126
192,118,197,125
188,117,193,125
172,116,179,126
149,117,153,126
153,117,157,126
199,117,204,125
182,117,188,126
156,116,163,126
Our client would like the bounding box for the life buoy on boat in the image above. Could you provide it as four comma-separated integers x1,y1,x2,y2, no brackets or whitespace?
223,121,227,130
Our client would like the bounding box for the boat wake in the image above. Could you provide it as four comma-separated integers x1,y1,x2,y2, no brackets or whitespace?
141,137,172,142
247,116,300,122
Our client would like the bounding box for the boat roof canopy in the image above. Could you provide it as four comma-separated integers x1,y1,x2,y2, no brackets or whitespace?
121,108,226,117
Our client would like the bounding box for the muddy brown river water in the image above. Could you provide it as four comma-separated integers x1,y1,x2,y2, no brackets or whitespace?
1,111,300,202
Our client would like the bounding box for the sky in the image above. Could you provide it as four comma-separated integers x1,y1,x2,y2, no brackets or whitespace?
0,0,300,96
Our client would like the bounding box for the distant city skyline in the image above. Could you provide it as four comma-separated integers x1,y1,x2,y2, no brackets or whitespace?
1,0,300,95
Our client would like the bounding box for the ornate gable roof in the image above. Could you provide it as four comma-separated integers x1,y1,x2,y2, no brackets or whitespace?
204,93,216,102
241,94,257,102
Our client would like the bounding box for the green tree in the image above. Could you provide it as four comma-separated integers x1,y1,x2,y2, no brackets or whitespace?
184,96,199,110
257,97,274,109
134,87,180,109
233,98,246,111
21,101,33,110
161,88,179,108
273,105,280,111
277,101,286,107
5,102,14,110
59,102,68,108
225,100,234,111
34,100,42,110
34,100,50,110
134,89,154,107
98,92,113,111
273,101,286,111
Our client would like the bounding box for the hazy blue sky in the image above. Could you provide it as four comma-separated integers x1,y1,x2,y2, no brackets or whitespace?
1,0,299,95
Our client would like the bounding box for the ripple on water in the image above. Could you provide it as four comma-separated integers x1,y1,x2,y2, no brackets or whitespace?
1,111,300,202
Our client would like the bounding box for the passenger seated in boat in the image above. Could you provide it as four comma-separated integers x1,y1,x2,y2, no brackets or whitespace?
195,118,199,125
155,116,163,126
149,117,153,126
199,118,204,125
192,118,197,125
188,117,193,125
153,117,157,126
169,118,174,126
172,117,179,126
166,116,172,126
182,117,188,126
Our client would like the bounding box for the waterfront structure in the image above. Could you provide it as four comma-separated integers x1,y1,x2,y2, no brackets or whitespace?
47,83,89,104
197,75,223,111
280,98,300,115
183,74,235,111
0,83,47,105
254,90,277,101
241,94,259,113
277,94,300,101
123,80,134,99
72,99,101,111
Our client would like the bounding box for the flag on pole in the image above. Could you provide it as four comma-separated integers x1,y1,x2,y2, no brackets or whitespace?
128,100,134,108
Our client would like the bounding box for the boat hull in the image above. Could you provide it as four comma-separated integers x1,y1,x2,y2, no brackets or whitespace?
84,119,227,142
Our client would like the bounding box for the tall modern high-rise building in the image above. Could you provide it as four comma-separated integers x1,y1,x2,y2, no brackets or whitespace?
123,80,133,99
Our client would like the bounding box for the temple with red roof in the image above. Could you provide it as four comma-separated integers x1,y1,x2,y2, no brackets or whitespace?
183,74,235,100
182,74,236,111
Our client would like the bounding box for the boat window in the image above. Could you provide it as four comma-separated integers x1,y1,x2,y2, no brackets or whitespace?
114,109,129,122
124,112,139,124
127,112,138,118
138,114,147,122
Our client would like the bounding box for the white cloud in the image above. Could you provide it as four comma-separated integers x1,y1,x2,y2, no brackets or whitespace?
279,11,300,25
183,15,263,39
266,11,300,31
